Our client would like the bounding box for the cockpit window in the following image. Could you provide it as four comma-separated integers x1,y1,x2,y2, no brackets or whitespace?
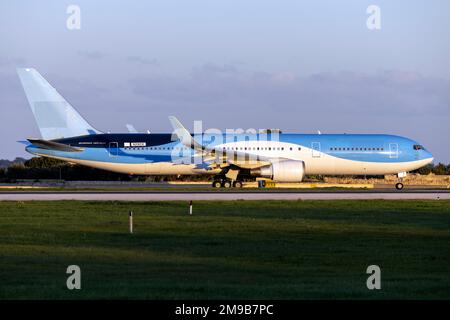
413,144,424,150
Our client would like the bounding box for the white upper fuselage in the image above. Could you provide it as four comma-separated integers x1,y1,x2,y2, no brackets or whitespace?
26,133,434,176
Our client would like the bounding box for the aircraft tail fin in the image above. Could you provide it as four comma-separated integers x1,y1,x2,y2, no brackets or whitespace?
17,68,101,140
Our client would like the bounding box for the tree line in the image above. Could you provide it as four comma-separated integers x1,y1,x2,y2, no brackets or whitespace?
0,157,210,182
0,157,449,182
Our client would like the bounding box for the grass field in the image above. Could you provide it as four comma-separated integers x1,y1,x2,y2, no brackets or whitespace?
0,200,449,299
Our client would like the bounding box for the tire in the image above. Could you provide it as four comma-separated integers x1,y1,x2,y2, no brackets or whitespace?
233,181,243,188
395,182,404,190
212,181,222,188
222,180,232,188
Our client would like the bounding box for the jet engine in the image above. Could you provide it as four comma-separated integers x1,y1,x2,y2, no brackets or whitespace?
251,160,305,182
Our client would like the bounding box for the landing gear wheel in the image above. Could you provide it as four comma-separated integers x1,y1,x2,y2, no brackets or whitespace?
395,182,404,190
212,181,222,188
233,181,243,188
222,180,232,188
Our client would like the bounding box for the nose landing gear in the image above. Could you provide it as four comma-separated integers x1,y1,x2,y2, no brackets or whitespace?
395,172,407,190
395,182,404,190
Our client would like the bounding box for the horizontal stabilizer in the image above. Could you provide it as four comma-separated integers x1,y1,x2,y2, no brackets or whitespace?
17,140,32,146
27,138,84,152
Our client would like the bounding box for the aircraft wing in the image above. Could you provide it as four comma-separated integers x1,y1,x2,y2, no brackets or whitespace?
203,150,274,169
169,116,284,169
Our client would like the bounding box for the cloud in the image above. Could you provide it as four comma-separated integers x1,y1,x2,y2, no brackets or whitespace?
0,57,27,69
126,56,158,65
126,64,450,162
77,50,107,60
1,63,449,162
129,65,450,117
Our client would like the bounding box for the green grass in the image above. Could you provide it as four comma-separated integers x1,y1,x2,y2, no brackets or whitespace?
0,200,449,299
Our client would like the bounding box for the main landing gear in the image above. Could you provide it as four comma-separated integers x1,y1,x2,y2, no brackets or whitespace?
212,177,244,188
212,168,244,188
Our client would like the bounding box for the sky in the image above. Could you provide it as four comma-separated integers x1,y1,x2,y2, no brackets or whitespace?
0,0,449,162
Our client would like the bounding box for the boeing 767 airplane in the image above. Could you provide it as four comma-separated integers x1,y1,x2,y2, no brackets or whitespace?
17,68,433,189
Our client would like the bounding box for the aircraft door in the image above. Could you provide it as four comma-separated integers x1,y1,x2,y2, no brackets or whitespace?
389,143,398,158
109,142,119,157
311,142,321,158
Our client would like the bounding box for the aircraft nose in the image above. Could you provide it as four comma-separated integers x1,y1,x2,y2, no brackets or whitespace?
424,150,434,163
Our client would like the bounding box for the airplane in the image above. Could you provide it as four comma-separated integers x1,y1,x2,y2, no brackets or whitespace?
17,68,433,190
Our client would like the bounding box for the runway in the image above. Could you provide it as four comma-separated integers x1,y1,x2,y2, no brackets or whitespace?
1,190,450,201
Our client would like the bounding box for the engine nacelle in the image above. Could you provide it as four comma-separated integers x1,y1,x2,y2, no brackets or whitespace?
251,160,305,182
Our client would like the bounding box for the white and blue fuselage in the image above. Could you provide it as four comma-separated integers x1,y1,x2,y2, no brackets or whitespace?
26,132,433,177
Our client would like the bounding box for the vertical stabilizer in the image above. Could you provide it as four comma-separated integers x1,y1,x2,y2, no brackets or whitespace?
17,68,101,139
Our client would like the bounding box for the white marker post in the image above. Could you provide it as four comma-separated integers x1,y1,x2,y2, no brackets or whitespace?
129,211,133,234
189,200,193,215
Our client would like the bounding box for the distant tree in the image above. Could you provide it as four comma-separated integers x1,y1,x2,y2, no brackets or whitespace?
5,163,29,180
24,157,66,169
432,163,447,175
0,157,27,168
7,156,450,181
416,164,433,175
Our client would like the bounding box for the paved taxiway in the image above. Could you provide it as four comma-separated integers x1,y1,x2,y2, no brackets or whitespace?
0,190,449,201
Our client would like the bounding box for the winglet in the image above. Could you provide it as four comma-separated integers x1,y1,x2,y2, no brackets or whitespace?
126,124,138,133
168,116,204,151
